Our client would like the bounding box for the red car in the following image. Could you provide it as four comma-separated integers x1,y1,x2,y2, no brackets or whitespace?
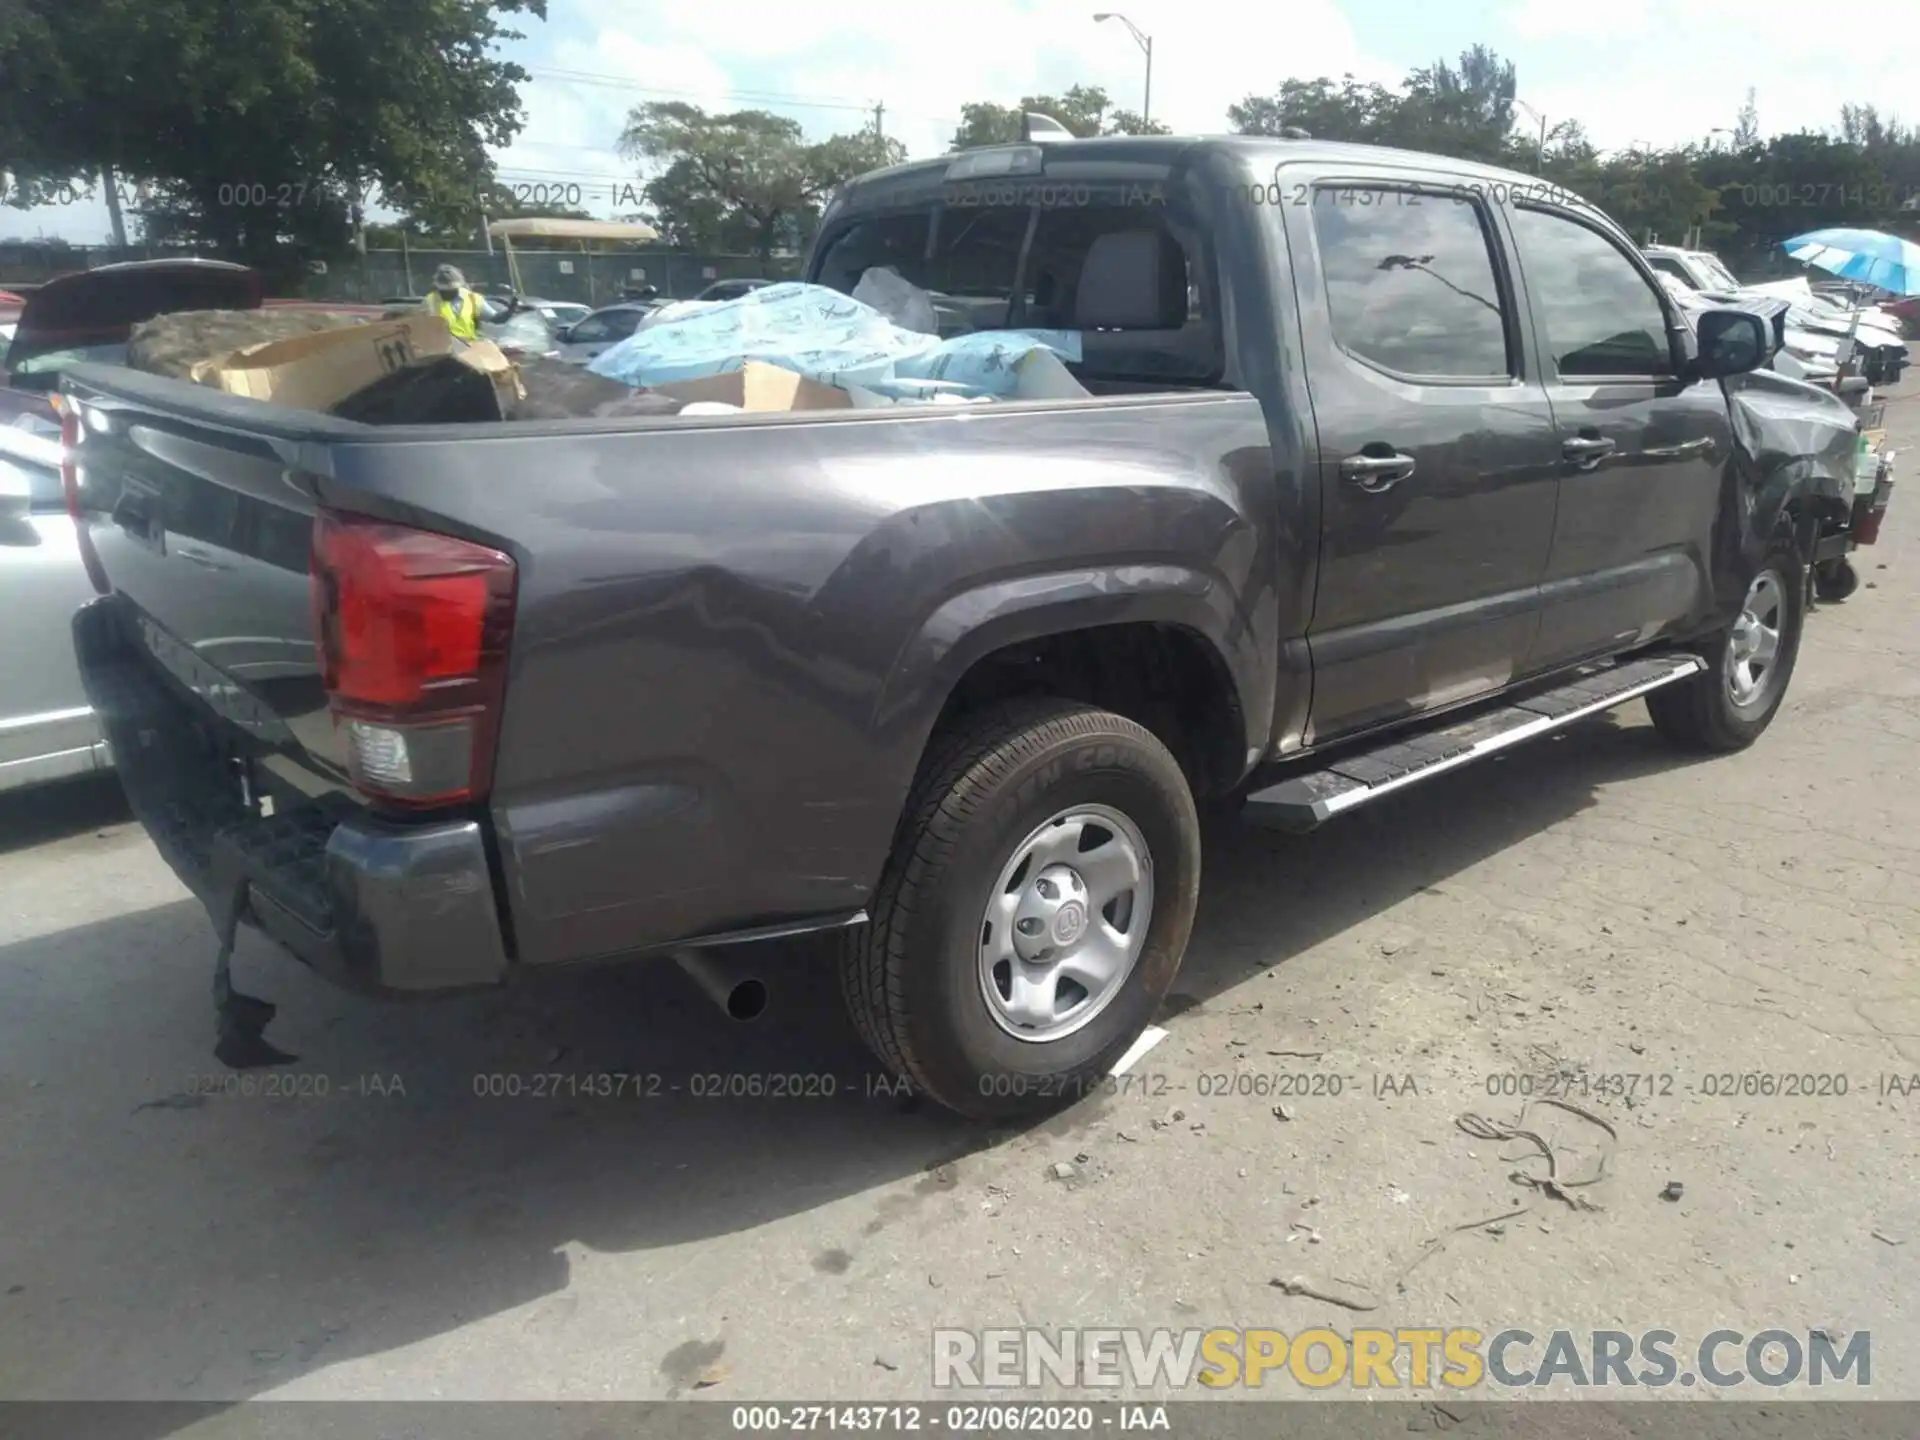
1881,294,1920,333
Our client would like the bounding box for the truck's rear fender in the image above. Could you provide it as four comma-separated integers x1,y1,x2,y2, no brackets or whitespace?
871,567,1263,801
456,400,1277,967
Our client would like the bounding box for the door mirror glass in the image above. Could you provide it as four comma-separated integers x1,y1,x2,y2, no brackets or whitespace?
1693,308,1768,379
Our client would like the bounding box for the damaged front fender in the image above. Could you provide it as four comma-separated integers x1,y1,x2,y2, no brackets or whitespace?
1715,366,1858,595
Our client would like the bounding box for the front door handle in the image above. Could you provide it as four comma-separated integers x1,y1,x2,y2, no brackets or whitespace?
1340,450,1417,492
1562,434,1617,466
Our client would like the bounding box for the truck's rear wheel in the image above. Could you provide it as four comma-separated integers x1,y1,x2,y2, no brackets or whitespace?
1647,541,1804,752
841,700,1200,1120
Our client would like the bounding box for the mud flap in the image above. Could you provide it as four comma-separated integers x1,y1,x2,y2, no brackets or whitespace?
206,832,298,1070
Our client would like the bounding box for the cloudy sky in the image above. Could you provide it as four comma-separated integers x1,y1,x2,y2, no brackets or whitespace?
11,0,1909,241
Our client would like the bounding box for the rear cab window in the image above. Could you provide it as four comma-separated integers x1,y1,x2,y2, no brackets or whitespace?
810,157,1224,393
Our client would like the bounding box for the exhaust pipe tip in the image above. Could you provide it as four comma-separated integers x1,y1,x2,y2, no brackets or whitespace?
673,949,769,1023
726,978,768,1022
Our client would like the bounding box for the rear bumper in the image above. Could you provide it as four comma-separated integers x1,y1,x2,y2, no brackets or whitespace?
74,598,509,996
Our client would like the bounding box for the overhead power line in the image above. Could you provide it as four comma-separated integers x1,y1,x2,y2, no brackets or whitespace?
529,65,872,112
523,65,957,127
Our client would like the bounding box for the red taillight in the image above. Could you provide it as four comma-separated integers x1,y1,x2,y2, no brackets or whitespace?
309,510,516,808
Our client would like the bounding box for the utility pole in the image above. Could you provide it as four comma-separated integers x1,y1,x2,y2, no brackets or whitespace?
873,101,884,140
101,162,127,249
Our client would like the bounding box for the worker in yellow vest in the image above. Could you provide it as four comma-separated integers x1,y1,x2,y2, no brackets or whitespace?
422,264,484,341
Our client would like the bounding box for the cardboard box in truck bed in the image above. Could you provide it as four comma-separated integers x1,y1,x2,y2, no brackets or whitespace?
190,315,523,417
651,363,853,413
192,315,454,410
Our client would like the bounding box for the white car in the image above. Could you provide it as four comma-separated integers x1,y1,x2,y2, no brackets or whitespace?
1645,247,1906,383
551,303,658,364
534,301,591,329
0,260,266,792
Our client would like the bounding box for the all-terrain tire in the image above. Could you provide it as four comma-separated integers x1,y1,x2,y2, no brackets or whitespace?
1646,539,1805,753
1813,556,1860,603
839,699,1201,1121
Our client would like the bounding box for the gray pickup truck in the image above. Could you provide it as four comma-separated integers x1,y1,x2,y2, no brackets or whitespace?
61,136,1855,1118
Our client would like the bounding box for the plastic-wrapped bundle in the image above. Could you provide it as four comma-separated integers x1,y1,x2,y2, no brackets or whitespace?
129,309,368,381
893,330,1084,397
587,282,941,391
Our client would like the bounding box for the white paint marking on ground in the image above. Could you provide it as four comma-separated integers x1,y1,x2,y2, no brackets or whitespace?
1109,1024,1168,1076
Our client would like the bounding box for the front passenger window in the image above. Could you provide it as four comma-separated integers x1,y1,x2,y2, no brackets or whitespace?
1511,208,1674,378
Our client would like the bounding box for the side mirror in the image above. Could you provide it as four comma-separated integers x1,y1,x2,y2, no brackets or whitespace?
1693,308,1769,379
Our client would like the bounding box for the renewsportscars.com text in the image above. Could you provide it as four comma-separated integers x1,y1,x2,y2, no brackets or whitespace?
932,1326,1870,1390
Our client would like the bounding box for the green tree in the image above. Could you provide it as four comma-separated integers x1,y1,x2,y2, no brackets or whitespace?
1716,131,1891,252
618,103,903,260
1398,44,1517,162
1229,48,1518,161
0,0,544,277
1589,147,1724,246
1225,46,1920,277
1227,76,1399,142
1733,89,1761,149
949,85,1164,149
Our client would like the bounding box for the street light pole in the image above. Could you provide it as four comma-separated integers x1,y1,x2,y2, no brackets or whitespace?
1094,13,1153,127
1513,100,1547,173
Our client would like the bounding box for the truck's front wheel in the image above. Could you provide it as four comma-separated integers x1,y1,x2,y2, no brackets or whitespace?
1646,540,1805,752
841,700,1200,1120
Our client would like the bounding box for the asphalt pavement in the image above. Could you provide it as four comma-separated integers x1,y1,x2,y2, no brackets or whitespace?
2,390,1917,1421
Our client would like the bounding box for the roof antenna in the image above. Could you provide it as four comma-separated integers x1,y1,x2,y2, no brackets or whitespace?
1023,112,1074,142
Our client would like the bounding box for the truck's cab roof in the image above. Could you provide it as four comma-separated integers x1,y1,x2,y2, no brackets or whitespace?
835,134,1613,226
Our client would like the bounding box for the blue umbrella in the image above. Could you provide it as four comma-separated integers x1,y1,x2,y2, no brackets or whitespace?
1783,227,1920,296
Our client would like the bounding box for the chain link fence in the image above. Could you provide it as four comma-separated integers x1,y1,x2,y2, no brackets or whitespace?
318,248,803,304
0,241,802,304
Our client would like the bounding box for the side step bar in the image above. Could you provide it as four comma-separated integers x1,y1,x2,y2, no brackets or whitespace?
1243,655,1706,833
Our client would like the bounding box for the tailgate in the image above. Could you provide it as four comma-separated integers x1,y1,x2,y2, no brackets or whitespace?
61,365,352,793
61,364,515,995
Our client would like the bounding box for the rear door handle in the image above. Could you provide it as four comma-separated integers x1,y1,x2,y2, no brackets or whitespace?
1339,451,1417,492
1562,435,1617,466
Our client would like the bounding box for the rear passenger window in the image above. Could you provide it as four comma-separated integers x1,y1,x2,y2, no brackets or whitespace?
1510,208,1674,378
1312,190,1511,379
